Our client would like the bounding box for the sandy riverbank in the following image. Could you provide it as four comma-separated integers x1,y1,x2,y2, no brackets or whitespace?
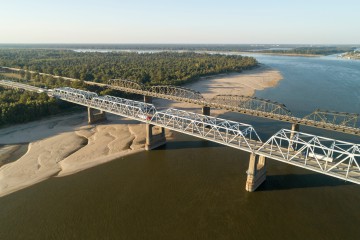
0,65,282,197
155,64,283,116
0,113,172,196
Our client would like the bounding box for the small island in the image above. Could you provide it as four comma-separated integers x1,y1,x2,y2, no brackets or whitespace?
340,50,360,60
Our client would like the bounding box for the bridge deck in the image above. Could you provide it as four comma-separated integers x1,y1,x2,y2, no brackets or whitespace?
0,80,47,93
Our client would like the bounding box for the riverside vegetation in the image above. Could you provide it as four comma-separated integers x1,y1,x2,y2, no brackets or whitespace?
0,49,258,126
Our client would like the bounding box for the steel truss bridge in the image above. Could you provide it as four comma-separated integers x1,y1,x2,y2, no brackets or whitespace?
1,69,359,135
48,87,359,185
0,80,359,185
108,79,360,135
1,79,359,136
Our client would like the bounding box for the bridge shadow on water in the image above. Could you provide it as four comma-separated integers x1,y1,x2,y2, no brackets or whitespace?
157,140,225,150
257,173,353,191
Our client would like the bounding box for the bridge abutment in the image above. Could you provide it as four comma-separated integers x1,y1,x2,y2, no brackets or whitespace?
245,153,267,192
88,107,107,124
144,95,153,103
145,123,166,150
202,106,210,116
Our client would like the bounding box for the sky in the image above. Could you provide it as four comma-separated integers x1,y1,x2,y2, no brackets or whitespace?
1,0,359,44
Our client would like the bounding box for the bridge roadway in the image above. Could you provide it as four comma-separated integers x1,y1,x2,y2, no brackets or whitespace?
0,80,47,93
0,80,359,189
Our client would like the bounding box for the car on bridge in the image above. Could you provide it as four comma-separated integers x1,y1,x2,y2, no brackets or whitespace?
137,114,152,121
302,151,334,162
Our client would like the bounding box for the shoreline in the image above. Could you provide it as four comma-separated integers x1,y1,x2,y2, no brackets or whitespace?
0,65,283,197
247,52,322,57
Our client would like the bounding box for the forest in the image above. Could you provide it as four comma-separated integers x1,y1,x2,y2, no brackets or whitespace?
259,46,357,55
0,49,258,126
0,87,67,126
0,50,258,85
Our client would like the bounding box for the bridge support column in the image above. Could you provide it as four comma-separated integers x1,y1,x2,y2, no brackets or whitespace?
202,106,210,116
289,123,300,140
144,95,153,103
245,153,267,192
145,123,166,150
88,107,107,124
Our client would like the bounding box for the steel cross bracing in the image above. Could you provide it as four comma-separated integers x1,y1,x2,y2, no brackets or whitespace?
303,109,359,128
51,87,360,185
151,108,262,152
52,88,156,121
210,95,292,116
109,79,205,104
256,129,360,184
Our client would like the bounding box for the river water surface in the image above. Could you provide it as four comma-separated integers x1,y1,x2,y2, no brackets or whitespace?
0,54,359,240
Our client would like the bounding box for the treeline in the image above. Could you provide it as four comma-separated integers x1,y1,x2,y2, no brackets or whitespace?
260,46,357,55
0,88,69,126
0,50,258,85
0,49,258,126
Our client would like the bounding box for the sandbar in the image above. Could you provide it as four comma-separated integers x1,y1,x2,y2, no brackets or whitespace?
0,65,283,197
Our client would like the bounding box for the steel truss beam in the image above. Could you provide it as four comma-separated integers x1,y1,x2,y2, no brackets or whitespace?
149,85,205,101
108,79,145,91
303,109,359,128
210,94,292,116
151,108,262,152
256,129,360,184
52,87,156,122
108,79,205,103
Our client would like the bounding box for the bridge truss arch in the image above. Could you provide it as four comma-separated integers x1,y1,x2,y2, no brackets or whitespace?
108,79,146,94
303,109,359,128
149,85,205,103
52,87,98,105
210,95,292,116
151,108,262,151
53,87,157,122
256,129,360,184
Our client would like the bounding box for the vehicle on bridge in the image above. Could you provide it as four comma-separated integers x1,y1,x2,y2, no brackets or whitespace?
302,151,334,162
137,114,152,121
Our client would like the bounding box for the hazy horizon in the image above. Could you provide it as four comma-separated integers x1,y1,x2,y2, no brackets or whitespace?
1,0,359,44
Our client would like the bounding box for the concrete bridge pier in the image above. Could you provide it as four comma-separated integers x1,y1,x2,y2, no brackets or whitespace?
289,123,300,141
145,123,166,150
288,123,300,151
88,107,107,124
245,153,267,192
202,106,210,116
144,95,153,103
